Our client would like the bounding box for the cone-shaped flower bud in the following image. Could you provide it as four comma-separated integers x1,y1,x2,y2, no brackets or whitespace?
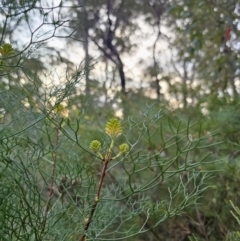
119,143,129,154
105,118,122,139
54,104,69,117
0,43,14,57
90,140,101,153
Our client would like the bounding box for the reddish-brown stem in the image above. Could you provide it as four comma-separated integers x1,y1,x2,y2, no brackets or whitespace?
79,158,110,241
39,127,59,240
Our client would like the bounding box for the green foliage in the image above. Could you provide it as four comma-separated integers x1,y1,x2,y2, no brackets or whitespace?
0,69,214,240
223,202,240,241
1,90,214,240
2,1,240,240
167,0,240,106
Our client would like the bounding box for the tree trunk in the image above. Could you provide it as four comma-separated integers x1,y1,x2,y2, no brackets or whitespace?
78,0,90,95
118,59,125,94
182,61,188,108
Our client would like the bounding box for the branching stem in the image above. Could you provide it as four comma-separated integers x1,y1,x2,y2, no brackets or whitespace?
79,157,111,241
39,127,59,240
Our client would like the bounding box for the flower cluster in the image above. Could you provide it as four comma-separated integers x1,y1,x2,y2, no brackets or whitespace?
89,118,129,161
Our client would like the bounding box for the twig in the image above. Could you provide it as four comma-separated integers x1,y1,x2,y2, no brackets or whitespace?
108,172,163,241
39,127,59,240
79,157,111,241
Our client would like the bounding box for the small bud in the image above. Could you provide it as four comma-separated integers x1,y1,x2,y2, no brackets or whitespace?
72,179,81,187
90,140,101,153
119,143,129,154
105,118,122,139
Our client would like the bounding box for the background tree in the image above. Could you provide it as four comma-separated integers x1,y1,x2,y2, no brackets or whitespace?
168,0,240,107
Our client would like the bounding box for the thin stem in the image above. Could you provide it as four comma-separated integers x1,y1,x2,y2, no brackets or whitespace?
195,205,209,241
108,172,163,241
0,15,9,46
39,127,59,240
79,157,110,241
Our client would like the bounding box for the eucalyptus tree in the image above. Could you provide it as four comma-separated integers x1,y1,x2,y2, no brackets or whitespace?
69,0,146,94
168,0,240,106
138,0,170,100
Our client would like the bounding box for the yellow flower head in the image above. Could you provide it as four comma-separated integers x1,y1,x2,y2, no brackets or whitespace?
0,43,14,57
105,118,122,139
119,143,129,154
90,140,102,153
54,104,69,117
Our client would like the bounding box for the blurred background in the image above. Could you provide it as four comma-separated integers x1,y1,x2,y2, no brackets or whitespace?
2,0,240,112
